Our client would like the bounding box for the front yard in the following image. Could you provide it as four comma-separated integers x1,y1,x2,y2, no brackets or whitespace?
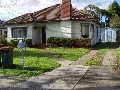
0,48,60,78
47,48,90,61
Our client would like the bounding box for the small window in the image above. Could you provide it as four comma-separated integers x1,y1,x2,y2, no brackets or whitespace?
11,27,27,38
4,31,7,35
81,24,89,38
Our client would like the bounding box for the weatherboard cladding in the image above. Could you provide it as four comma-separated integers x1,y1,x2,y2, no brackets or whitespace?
6,4,94,24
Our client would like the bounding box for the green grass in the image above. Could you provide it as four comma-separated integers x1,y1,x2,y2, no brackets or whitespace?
84,42,111,66
47,48,90,61
115,47,120,74
0,48,60,78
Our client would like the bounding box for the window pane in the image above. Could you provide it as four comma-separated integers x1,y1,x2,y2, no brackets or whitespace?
81,24,89,38
11,27,27,38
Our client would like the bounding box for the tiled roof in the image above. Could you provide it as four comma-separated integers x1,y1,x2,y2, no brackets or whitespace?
71,8,94,20
6,4,95,24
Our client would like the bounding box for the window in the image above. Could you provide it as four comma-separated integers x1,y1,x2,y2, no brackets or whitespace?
96,26,99,37
11,27,27,38
4,31,7,35
91,24,94,38
81,24,89,38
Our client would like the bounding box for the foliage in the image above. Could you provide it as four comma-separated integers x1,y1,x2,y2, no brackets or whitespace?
8,39,32,47
0,48,60,77
10,39,18,47
115,47,120,74
110,14,120,29
84,4,110,27
84,42,111,66
47,48,90,61
47,37,91,48
108,1,120,18
0,35,7,46
25,39,32,47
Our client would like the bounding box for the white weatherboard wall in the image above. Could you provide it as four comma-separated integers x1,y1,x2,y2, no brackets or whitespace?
32,27,42,45
46,21,72,39
61,21,72,38
7,23,33,42
90,21,101,45
46,21,61,39
72,21,81,38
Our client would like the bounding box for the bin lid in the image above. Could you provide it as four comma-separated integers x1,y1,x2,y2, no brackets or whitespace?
0,46,13,50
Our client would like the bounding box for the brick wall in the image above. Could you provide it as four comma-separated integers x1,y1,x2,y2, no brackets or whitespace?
61,0,72,19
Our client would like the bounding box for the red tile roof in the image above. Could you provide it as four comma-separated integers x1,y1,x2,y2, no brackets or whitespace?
6,4,95,24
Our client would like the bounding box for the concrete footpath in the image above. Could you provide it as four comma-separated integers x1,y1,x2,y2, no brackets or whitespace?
1,65,89,90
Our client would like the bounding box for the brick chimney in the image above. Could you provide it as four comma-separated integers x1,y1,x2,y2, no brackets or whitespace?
61,0,72,19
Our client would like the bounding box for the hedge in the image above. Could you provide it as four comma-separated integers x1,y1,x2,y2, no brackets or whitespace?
47,37,91,48
7,38,32,47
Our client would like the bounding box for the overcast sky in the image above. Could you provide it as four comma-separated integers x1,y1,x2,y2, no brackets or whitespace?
0,0,118,21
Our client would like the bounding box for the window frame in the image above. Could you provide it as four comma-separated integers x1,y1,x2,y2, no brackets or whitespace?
11,27,27,38
81,23,90,38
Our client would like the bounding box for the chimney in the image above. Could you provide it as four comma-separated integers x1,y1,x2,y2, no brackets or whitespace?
61,0,72,19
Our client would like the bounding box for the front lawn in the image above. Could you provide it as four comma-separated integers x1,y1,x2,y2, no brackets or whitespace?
84,42,111,66
47,48,90,61
0,48,60,78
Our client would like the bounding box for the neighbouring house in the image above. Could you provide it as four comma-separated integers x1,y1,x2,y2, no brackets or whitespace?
101,28,117,42
6,0,101,45
0,26,7,37
0,20,7,37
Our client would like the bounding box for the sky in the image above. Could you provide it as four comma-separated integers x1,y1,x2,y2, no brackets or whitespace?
0,0,119,21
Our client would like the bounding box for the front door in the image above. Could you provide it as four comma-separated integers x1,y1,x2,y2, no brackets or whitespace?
42,27,46,44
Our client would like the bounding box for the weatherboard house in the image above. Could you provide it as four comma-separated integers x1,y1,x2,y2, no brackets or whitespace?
6,0,101,45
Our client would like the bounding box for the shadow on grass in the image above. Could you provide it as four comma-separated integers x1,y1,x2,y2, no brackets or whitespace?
93,42,119,50
13,50,49,58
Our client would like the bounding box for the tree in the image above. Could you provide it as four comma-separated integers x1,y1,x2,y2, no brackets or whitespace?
84,4,110,28
110,14,120,43
108,1,120,18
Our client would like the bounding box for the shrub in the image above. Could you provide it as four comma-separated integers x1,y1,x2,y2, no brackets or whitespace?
0,35,7,47
8,38,32,47
10,39,19,47
25,39,32,47
47,37,91,48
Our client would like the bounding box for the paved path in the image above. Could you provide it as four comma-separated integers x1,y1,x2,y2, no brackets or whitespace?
74,44,120,90
74,66,120,90
102,49,116,65
71,50,98,65
2,65,89,90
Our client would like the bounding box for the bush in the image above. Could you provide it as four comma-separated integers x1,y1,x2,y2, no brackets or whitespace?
47,37,91,48
0,35,7,47
25,39,32,47
8,38,32,47
10,39,19,47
